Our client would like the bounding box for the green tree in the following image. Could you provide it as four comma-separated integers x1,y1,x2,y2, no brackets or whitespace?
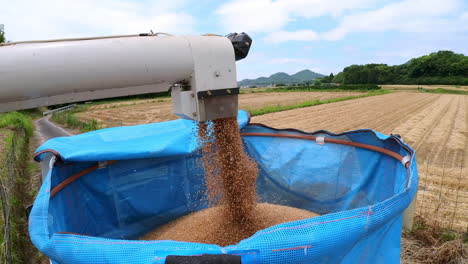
340,51,468,85
332,72,344,83
320,73,335,83
0,26,5,43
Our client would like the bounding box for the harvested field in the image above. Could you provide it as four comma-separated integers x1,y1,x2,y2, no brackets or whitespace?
77,91,468,230
253,92,468,231
77,91,364,127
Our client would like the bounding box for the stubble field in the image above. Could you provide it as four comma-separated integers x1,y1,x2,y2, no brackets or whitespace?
253,92,467,230
76,91,364,127
77,91,467,230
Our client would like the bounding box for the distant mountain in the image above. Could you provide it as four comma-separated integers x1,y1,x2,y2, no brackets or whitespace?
239,69,325,86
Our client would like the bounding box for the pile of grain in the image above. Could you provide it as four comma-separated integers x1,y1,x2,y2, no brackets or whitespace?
140,117,318,245
140,203,318,246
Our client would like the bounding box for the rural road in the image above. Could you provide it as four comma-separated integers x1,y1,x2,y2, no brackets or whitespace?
35,116,73,144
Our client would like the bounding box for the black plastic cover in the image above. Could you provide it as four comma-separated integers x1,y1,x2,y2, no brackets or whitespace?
165,254,241,264
226,32,252,61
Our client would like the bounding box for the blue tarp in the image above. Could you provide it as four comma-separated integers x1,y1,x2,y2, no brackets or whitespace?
35,110,251,162
30,110,417,264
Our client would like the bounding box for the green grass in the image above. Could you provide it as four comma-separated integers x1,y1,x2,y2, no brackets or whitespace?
51,105,102,132
0,111,36,263
242,87,377,94
242,84,381,94
248,90,389,116
418,88,468,95
0,112,33,137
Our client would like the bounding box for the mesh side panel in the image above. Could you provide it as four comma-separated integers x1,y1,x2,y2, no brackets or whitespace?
49,153,206,239
246,135,400,214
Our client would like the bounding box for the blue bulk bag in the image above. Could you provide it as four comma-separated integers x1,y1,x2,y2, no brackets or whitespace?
30,110,417,264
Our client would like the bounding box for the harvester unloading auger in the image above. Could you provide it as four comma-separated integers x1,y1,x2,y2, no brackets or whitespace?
0,33,418,264
0,32,252,121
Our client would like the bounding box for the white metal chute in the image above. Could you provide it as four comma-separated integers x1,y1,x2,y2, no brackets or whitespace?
0,33,247,121
0,36,193,103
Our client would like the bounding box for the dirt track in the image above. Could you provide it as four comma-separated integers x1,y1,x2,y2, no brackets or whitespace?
35,116,72,143
253,92,468,230
77,91,363,127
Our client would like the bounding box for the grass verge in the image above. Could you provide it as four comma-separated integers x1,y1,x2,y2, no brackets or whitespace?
248,90,390,116
50,105,101,132
418,88,468,95
0,112,33,137
401,216,467,264
241,85,381,94
0,112,39,263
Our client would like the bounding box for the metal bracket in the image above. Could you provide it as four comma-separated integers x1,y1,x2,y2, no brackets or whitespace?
98,161,108,169
49,156,57,169
316,136,325,145
197,87,240,99
401,155,411,167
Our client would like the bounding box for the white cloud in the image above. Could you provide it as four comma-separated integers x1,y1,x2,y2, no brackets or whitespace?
266,30,319,43
216,0,376,33
461,12,468,21
216,0,289,33
287,0,378,18
219,0,466,43
1,0,195,41
322,0,465,40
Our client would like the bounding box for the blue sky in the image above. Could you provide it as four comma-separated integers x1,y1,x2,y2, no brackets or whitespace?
2,0,467,80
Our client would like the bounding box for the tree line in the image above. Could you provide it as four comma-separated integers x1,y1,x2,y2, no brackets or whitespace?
319,51,468,85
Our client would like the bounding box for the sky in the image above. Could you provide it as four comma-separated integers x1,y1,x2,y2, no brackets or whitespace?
1,0,467,80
